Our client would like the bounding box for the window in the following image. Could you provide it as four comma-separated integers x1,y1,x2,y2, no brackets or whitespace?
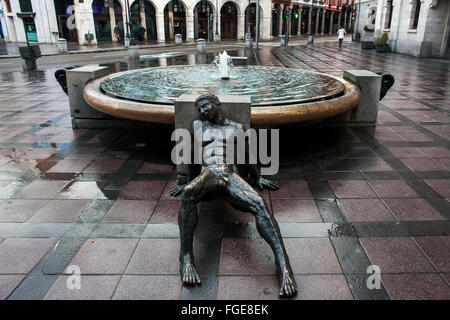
410,0,421,30
19,0,33,12
384,0,393,29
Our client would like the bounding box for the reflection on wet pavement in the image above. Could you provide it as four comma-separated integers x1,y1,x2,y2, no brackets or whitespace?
0,43,449,300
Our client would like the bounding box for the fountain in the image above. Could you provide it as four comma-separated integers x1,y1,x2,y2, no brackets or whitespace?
213,51,233,80
82,52,363,127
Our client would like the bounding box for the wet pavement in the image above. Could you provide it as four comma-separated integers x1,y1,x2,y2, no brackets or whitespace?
0,42,449,300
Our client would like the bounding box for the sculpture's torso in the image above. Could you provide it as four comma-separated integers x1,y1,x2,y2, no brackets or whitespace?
193,119,242,172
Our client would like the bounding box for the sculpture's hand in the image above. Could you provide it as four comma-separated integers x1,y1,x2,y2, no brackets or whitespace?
169,184,187,197
256,177,279,191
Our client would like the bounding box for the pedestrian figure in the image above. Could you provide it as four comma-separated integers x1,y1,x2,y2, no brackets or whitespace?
114,24,121,41
138,25,146,42
337,26,346,49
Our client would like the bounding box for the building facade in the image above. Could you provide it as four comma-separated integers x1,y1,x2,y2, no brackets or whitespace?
374,0,450,58
352,0,377,35
0,0,355,45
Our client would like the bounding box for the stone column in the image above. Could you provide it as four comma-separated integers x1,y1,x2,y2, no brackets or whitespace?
307,7,312,34
156,13,165,43
238,14,245,39
278,6,283,36
187,12,195,42
315,8,320,35
329,11,334,35
337,11,341,29
321,9,325,35
139,0,147,40
194,8,198,39
345,12,348,30
297,6,302,36
109,0,117,42
168,2,174,40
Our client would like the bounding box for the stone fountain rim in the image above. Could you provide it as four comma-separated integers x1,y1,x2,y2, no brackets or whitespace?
84,72,361,126
98,64,347,107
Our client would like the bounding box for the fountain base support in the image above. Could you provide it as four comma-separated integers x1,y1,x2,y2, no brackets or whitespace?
67,64,113,128
343,70,381,123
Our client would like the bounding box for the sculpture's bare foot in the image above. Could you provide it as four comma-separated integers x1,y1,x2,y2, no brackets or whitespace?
180,256,201,286
279,268,297,297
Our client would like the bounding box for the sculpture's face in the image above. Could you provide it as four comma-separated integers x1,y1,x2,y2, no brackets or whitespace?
198,99,219,121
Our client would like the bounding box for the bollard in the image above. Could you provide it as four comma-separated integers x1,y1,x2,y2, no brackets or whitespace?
307,35,314,44
245,33,252,49
57,38,68,53
175,34,182,45
196,38,206,53
128,45,140,69
281,37,285,46
19,44,41,71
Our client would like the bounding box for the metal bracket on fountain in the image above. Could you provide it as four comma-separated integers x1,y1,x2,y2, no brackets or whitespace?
213,51,233,80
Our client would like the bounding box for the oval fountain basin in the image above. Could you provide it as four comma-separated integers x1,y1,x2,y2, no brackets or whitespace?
99,65,345,106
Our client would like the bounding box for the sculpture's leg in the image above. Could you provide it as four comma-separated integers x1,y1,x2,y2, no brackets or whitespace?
178,170,214,285
225,173,298,297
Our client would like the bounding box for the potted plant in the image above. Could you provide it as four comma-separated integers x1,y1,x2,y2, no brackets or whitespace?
364,25,375,32
374,32,390,52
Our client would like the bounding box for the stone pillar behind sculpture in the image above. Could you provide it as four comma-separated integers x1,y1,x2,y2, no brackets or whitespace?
174,94,251,184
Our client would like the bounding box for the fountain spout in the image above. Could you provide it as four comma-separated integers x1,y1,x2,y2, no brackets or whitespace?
213,51,233,80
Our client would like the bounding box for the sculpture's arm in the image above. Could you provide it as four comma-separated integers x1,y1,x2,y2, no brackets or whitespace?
245,134,279,191
169,123,201,197
248,164,279,191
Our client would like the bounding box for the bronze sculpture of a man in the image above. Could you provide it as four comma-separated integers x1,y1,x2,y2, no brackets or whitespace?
170,93,297,297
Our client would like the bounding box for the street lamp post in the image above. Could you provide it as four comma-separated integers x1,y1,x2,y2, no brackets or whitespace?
245,0,252,48
308,2,313,44
255,0,259,49
124,0,131,47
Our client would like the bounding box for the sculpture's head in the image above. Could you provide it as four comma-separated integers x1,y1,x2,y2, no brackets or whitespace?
195,93,222,122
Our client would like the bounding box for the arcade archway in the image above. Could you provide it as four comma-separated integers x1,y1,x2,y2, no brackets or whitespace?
92,0,123,42
164,0,187,41
130,0,157,41
221,2,238,39
194,1,214,40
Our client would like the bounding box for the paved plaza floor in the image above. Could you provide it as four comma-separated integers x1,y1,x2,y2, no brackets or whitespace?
0,42,449,300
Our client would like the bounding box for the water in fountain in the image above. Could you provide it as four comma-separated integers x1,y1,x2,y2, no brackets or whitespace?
213,51,233,80
100,65,345,106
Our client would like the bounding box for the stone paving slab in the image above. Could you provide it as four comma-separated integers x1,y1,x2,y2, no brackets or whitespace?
0,42,449,300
